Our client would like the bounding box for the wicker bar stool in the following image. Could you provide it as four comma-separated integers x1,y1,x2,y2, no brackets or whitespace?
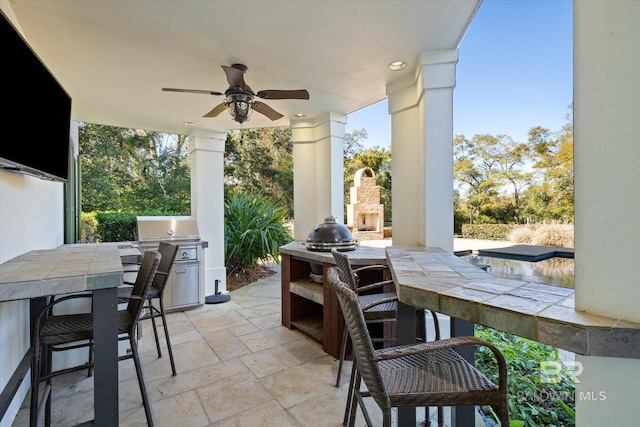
118,241,179,376
327,267,510,427
331,248,442,425
30,250,161,427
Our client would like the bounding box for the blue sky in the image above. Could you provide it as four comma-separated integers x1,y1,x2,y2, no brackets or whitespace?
345,0,573,150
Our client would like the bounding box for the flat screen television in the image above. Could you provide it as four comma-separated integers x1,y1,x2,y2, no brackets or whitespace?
1,11,72,183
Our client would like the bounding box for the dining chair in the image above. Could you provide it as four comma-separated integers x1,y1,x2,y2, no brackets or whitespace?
30,250,161,427
118,241,179,376
327,267,510,427
331,248,442,425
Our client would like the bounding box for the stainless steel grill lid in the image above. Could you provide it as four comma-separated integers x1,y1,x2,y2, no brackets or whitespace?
306,216,357,252
136,216,200,242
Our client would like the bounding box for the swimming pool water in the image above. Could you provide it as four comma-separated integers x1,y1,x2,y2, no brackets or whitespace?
461,254,575,289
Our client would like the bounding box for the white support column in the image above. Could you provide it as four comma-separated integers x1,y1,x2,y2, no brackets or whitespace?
388,50,457,252
188,129,227,296
574,1,640,425
291,112,346,241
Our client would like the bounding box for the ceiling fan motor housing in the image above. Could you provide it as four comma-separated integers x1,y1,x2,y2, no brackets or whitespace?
231,63,248,72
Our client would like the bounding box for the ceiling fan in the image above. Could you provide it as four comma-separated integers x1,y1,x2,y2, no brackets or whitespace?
162,64,310,124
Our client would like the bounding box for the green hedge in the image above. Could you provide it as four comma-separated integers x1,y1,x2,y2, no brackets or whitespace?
93,211,138,242
87,210,183,243
461,224,516,240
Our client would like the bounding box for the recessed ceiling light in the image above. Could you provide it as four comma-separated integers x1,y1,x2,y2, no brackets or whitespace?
184,121,196,126
294,113,306,118
389,61,407,71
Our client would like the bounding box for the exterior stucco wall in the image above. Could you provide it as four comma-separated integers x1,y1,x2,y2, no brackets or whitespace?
0,147,68,426
291,113,346,241
573,1,640,425
574,0,639,322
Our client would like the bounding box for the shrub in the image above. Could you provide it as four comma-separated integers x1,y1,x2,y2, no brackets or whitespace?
507,225,535,244
224,191,293,275
88,209,188,243
508,223,574,248
461,224,515,240
475,326,576,426
530,224,574,247
94,211,138,242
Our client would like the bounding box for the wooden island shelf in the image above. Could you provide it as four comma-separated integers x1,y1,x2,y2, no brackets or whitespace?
279,241,388,358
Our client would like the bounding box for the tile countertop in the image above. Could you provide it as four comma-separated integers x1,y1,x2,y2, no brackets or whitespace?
0,244,125,302
385,245,640,359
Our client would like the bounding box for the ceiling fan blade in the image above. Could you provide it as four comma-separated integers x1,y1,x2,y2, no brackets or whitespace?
222,65,247,90
252,101,284,121
203,103,228,118
162,87,223,96
256,89,310,100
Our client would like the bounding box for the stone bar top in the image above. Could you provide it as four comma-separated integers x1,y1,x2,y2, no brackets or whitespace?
386,245,640,359
279,241,387,266
0,244,124,302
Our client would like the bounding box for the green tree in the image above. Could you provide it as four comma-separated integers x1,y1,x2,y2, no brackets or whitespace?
79,123,190,214
224,128,294,215
524,107,574,221
454,134,533,224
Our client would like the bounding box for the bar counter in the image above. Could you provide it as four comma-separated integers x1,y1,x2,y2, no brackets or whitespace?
0,244,126,426
385,245,640,359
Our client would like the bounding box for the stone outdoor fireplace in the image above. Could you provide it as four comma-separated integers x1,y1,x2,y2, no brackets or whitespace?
346,167,384,240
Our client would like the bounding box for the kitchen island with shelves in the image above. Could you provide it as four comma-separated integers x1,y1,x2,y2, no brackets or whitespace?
279,241,388,358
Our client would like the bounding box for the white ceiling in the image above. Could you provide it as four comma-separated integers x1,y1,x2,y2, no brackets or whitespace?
3,0,481,135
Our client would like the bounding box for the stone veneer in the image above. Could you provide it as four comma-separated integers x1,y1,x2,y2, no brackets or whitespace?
385,245,640,359
346,167,384,241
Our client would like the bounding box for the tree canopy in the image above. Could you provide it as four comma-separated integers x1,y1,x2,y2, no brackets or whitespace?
79,123,190,214
79,103,574,232
453,105,574,227
224,128,294,216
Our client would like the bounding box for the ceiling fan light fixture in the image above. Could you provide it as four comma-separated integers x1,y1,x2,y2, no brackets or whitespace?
225,93,253,123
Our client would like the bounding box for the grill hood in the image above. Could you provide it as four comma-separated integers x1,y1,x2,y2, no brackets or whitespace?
306,216,357,252
136,216,200,242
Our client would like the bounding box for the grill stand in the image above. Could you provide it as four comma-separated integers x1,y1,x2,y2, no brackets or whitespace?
205,279,230,304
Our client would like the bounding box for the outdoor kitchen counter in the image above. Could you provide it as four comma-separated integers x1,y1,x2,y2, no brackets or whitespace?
279,241,388,358
64,241,142,264
385,245,640,359
0,244,124,425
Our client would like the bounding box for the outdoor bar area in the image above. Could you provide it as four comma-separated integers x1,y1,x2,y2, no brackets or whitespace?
1,1,639,426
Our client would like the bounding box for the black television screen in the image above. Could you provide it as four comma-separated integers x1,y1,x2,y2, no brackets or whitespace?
1,11,72,182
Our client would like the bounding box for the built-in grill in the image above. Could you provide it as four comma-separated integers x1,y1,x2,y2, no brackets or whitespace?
305,216,357,252
135,216,206,311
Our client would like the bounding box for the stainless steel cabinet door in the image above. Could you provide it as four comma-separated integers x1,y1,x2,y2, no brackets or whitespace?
171,264,200,308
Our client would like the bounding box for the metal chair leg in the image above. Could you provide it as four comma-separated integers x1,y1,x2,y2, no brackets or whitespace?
150,309,162,357
129,332,154,426
158,299,177,376
343,359,358,426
